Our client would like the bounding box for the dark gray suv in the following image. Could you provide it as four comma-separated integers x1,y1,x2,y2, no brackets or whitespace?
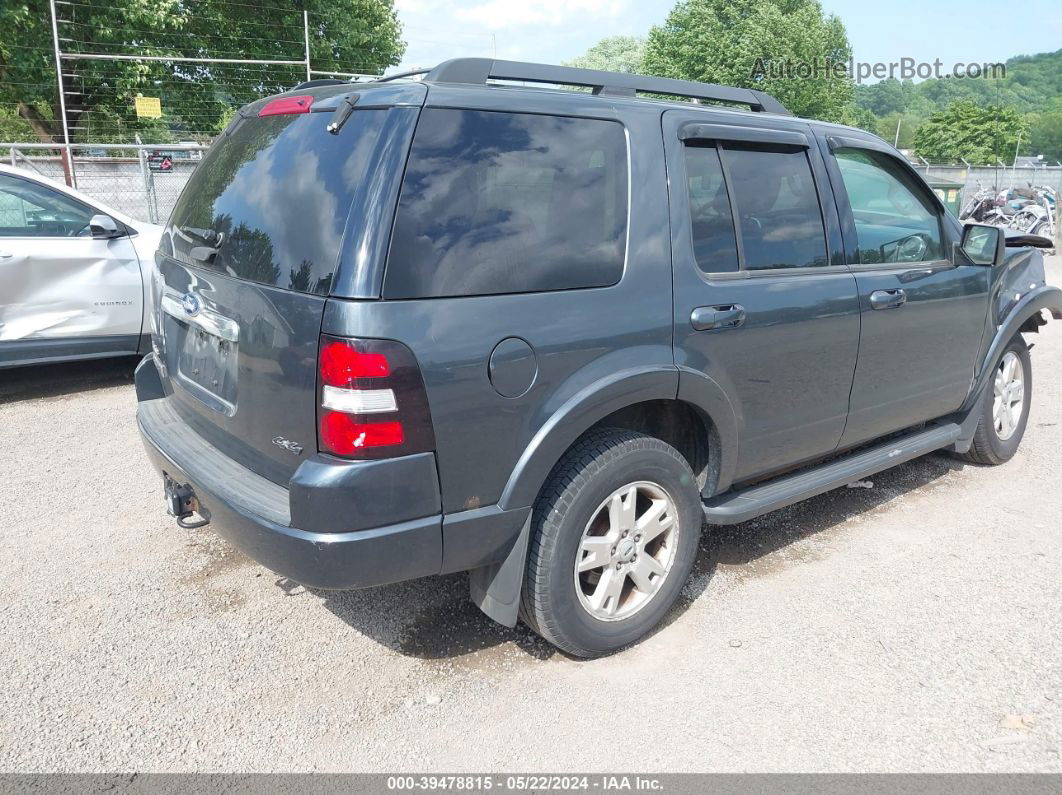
135,59,1062,657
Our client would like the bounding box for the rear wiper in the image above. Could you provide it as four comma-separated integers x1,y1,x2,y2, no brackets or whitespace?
179,226,222,245
326,93,360,135
178,227,225,262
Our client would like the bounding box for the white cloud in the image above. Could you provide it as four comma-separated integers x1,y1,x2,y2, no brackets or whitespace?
454,0,630,30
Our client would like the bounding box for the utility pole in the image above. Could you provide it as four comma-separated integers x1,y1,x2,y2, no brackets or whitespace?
49,0,76,188
894,117,901,148
303,11,312,83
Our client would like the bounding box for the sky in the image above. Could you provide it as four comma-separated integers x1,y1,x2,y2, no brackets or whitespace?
392,0,1062,79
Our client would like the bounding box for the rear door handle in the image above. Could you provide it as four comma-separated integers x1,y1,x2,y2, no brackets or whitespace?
691,304,746,331
869,289,907,310
0,251,12,260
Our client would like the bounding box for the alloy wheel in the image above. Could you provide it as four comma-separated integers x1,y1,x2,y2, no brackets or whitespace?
574,481,680,621
993,350,1025,441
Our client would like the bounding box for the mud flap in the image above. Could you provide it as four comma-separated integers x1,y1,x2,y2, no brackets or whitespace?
948,382,988,455
468,514,532,628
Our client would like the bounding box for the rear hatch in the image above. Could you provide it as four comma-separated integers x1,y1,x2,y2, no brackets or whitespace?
153,82,423,485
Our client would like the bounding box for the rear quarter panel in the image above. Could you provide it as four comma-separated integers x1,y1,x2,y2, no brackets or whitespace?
323,87,676,515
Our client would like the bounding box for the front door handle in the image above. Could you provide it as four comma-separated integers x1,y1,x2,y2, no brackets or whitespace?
869,289,907,310
691,304,746,331
0,251,12,260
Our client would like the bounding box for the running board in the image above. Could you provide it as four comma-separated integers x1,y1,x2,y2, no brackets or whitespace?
702,423,961,525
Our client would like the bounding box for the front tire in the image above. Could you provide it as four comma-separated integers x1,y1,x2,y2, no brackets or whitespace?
519,429,702,658
960,336,1032,465
1032,218,1055,242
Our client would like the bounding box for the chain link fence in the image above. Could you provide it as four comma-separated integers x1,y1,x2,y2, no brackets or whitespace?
1,0,399,224
3,142,208,224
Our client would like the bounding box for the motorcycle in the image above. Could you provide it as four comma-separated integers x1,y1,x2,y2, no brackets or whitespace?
1010,185,1055,239
958,182,999,223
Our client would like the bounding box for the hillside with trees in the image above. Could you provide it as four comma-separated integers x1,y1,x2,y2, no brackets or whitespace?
565,0,1061,164
855,49,1062,161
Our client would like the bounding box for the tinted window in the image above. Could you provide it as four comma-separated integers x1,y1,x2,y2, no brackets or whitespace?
165,109,387,295
0,175,93,237
835,148,943,264
722,145,828,270
683,145,739,273
385,109,628,298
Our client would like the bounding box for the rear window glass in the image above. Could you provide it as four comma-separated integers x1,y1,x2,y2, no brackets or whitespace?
164,108,386,295
384,109,628,299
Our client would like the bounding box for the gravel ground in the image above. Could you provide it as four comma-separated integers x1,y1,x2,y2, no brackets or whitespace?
1,257,1061,774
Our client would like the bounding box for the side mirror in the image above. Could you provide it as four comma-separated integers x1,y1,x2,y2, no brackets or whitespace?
89,214,123,240
959,223,1004,266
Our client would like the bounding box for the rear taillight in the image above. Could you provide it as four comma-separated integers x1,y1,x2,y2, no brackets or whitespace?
316,335,435,460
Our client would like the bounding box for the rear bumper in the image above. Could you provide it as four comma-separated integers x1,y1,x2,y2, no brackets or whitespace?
135,354,442,589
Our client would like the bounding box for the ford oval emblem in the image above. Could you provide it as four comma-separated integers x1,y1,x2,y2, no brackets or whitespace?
181,293,201,317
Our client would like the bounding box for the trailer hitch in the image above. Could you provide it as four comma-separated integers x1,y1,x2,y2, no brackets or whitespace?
164,477,210,529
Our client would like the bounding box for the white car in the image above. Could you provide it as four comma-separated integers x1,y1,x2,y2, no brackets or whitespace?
0,163,163,367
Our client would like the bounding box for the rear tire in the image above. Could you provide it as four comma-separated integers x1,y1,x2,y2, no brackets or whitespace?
960,336,1031,465
519,429,702,658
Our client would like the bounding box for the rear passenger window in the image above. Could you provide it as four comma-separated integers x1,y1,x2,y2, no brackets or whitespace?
384,109,628,299
722,146,828,270
682,142,828,274
683,145,739,273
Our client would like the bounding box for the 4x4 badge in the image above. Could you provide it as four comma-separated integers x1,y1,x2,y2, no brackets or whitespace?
271,436,303,455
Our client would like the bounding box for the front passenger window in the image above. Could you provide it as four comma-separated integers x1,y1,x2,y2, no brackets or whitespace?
0,174,94,238
834,149,944,264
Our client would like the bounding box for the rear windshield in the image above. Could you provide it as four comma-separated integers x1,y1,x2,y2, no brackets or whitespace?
164,108,386,295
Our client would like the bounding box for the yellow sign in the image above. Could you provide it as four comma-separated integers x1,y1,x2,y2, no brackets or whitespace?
134,96,162,119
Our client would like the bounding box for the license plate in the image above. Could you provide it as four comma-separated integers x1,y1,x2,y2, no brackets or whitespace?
160,292,240,415
173,323,238,415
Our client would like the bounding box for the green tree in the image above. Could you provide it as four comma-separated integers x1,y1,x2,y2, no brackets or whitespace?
1029,111,1062,163
563,36,646,74
856,78,908,116
838,104,875,132
643,0,854,122
871,112,918,149
854,48,1062,121
913,101,1029,165
0,0,404,143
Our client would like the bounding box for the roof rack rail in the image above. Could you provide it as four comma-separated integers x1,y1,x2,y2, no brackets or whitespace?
292,78,347,90
423,58,790,115
376,68,431,83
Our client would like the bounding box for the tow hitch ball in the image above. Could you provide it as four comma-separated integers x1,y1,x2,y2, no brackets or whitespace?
165,478,210,529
